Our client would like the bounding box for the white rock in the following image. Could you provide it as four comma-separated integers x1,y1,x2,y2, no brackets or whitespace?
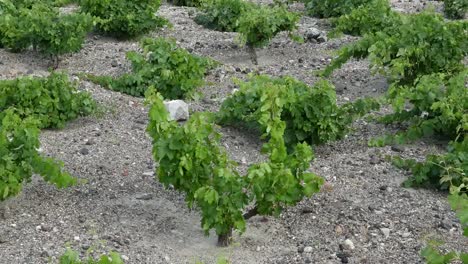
342,239,355,250
304,246,313,253
380,228,390,238
164,100,189,121
121,255,129,261
401,232,411,238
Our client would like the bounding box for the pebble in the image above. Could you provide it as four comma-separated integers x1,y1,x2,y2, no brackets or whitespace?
40,224,52,232
111,60,118,67
304,246,313,253
136,193,153,200
380,228,390,238
40,250,50,258
401,232,411,238
342,239,355,251
298,246,304,253
391,145,404,152
85,138,96,145
79,148,89,155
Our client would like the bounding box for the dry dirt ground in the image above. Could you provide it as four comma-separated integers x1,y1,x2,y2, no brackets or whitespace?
0,1,466,263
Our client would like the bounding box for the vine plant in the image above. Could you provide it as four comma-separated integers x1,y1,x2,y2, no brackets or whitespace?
146,88,323,246
218,75,380,146
83,38,216,99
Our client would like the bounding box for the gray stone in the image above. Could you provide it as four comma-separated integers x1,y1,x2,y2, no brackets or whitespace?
304,246,313,253
136,193,153,200
342,239,355,251
380,228,390,238
306,28,321,40
79,148,89,155
164,100,189,121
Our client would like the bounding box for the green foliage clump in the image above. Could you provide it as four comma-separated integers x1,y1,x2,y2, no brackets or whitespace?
146,89,323,245
59,248,124,264
85,38,216,99
324,11,468,85
0,2,92,58
330,0,402,37
194,0,254,32
237,5,299,48
195,0,299,47
218,75,379,146
370,71,467,146
304,0,372,18
0,110,76,201
0,1,15,48
0,72,96,129
444,0,467,19
393,137,467,191
79,0,167,38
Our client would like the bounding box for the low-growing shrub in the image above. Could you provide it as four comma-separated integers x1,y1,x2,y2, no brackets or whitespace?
79,0,167,38
0,0,16,48
392,137,467,191
304,0,372,18
194,0,254,32
0,2,92,65
370,70,467,146
147,89,323,246
194,0,300,64
0,110,76,201
85,38,216,99
444,0,467,19
324,11,468,85
330,0,402,37
218,75,380,146
237,5,299,48
0,72,96,129
59,248,124,264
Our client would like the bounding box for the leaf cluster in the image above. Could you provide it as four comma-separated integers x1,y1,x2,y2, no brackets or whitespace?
195,0,299,48
79,0,167,38
194,0,254,32
59,248,124,264
146,89,323,239
330,0,402,37
324,11,468,85
0,1,93,56
370,71,467,146
0,110,76,201
0,72,96,129
444,0,467,19
85,38,216,99
392,137,467,191
303,0,373,18
237,5,299,48
218,75,379,146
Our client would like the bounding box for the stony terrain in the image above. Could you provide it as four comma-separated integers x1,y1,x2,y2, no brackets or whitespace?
0,0,466,263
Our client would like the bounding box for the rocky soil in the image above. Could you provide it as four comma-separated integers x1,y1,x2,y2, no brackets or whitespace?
0,1,466,264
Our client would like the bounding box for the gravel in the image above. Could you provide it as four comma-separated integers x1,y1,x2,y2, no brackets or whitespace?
0,1,466,263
